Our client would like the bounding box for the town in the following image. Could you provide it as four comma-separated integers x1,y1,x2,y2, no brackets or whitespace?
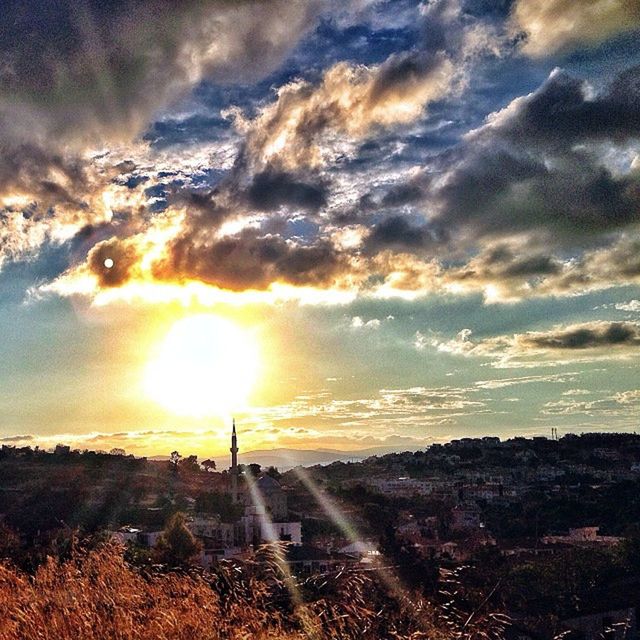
2,429,640,638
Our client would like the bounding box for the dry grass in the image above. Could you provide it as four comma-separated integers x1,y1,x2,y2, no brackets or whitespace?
0,543,507,640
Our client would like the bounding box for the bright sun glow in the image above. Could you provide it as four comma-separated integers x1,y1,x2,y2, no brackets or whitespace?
143,315,260,418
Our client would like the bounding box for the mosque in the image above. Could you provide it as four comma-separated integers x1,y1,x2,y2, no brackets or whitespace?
114,420,302,565
229,418,288,520
187,420,302,565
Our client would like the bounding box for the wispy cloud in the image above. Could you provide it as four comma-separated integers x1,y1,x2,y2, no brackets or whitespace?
511,0,640,57
426,321,640,367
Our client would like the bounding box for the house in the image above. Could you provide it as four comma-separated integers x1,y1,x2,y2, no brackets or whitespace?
252,474,288,520
450,502,483,531
364,477,433,497
542,527,622,547
286,545,357,574
338,540,380,562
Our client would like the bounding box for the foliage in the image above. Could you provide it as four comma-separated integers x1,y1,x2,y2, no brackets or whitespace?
201,459,216,472
153,513,201,567
178,455,200,474
265,466,281,481
0,543,508,640
194,492,243,522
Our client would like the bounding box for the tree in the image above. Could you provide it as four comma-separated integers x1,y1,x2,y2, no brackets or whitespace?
109,448,126,456
266,466,281,481
170,451,181,476
179,455,199,474
153,512,201,567
201,459,216,472
195,492,243,522
247,463,261,477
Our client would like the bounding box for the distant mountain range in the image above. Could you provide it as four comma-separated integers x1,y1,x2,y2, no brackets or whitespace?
151,445,425,470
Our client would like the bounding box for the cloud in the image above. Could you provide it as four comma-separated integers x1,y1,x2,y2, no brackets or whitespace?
511,0,640,57
348,65,640,300
0,0,332,276
0,0,328,144
153,227,348,291
22,5,640,308
87,238,141,288
615,300,640,312
350,316,383,329
519,321,640,350
364,215,448,254
542,388,640,417
246,170,328,213
432,66,640,242
0,434,34,443
0,152,142,270
439,236,640,302
422,328,476,355
248,385,488,432
233,49,456,172
475,373,579,390
232,0,505,174
340,64,640,302
480,65,640,148
427,321,640,367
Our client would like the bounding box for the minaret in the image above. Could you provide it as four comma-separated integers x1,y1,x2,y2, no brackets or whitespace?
230,418,239,503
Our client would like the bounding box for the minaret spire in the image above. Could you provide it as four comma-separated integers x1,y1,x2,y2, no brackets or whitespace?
230,417,239,503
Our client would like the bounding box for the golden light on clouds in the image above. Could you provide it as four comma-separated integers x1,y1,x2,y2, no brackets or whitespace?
142,314,261,419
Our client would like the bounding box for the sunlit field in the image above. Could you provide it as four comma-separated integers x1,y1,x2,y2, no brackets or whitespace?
0,543,506,640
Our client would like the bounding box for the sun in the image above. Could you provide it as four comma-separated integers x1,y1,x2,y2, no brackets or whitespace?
143,314,260,418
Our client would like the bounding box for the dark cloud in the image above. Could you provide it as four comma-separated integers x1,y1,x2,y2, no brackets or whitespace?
486,65,640,147
87,238,140,287
521,322,640,350
453,246,562,282
153,227,345,291
0,141,89,208
365,216,437,252
0,435,34,443
366,49,452,107
437,236,640,301
442,66,640,238
172,189,232,230
365,64,640,255
0,0,327,141
381,183,426,207
246,170,328,213
0,0,330,265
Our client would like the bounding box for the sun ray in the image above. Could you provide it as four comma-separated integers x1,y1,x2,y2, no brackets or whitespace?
290,464,435,630
244,472,320,638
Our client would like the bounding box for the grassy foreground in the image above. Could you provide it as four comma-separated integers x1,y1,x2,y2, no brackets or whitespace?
0,543,506,640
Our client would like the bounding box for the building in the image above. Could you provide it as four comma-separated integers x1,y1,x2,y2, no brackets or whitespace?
363,477,434,497
542,526,622,547
450,501,483,531
253,474,288,520
286,545,357,574
228,422,292,521
230,418,239,503
223,421,302,549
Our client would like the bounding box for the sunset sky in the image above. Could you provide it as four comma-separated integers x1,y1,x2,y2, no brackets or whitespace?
0,0,639,457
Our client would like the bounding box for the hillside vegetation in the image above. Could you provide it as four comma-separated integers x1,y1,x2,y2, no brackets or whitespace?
0,542,505,640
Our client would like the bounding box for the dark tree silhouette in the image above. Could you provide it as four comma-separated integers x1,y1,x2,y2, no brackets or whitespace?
153,512,201,566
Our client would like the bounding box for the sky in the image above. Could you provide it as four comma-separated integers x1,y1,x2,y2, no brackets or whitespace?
0,0,639,458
